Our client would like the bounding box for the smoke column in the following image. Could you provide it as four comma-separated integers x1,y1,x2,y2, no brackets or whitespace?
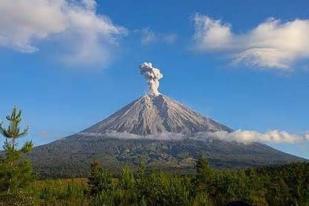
139,62,163,96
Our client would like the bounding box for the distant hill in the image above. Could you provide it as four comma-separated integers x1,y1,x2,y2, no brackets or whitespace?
29,94,305,178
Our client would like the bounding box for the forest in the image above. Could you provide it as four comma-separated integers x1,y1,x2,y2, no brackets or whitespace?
0,108,308,206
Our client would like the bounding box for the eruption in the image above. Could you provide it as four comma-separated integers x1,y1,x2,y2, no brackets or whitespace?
139,62,163,96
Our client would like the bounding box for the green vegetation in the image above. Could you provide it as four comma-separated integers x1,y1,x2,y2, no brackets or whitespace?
85,160,308,206
30,178,88,205
0,107,308,205
0,107,34,205
12,161,306,206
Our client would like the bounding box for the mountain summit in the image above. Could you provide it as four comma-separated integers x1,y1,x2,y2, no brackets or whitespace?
83,61,211,138
83,94,231,136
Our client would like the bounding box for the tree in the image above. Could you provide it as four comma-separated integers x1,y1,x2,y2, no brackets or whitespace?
0,107,33,194
195,158,213,192
87,161,116,205
119,166,135,190
88,161,113,196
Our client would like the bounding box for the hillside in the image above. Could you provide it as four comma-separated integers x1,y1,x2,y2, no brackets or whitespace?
30,134,304,178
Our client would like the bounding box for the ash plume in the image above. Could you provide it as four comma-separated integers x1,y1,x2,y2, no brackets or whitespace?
139,62,163,96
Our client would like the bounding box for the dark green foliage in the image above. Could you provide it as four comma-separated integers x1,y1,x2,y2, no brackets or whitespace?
0,155,33,193
0,107,28,143
89,163,193,206
0,160,301,205
194,159,309,206
256,163,309,206
138,172,191,206
0,107,34,205
86,160,309,206
88,161,113,196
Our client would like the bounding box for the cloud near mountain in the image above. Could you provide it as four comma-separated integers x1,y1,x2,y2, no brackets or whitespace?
208,130,309,144
0,0,126,66
193,14,309,70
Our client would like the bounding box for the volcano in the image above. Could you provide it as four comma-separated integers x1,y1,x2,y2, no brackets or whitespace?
83,94,231,136
29,63,305,178
29,94,304,178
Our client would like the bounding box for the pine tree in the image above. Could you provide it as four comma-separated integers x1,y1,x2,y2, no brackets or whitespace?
0,107,34,194
195,158,213,191
88,160,113,196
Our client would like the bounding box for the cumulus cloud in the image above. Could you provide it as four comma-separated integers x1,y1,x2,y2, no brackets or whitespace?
208,130,309,144
193,14,309,70
0,0,126,66
140,28,177,45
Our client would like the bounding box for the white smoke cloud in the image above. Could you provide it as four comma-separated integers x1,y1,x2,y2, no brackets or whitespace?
193,14,309,70
208,130,309,144
139,62,163,96
0,0,126,66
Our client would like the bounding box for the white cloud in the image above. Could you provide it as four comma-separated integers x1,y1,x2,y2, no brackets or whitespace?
194,15,232,51
193,14,309,70
79,131,186,140
140,28,177,45
81,0,96,10
208,130,309,144
77,130,309,144
0,0,127,66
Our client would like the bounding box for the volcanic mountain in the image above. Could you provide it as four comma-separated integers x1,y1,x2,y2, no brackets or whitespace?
29,94,304,178
83,94,232,136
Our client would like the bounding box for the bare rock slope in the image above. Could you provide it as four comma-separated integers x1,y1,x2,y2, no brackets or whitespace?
84,94,231,136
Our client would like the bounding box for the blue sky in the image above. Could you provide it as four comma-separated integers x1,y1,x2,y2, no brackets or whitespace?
0,0,308,158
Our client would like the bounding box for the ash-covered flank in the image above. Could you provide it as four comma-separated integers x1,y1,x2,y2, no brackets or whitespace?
84,94,231,136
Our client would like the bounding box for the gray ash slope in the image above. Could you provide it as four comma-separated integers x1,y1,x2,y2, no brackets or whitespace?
83,94,232,136
29,95,305,178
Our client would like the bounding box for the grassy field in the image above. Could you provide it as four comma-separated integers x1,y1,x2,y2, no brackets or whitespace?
30,178,89,206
